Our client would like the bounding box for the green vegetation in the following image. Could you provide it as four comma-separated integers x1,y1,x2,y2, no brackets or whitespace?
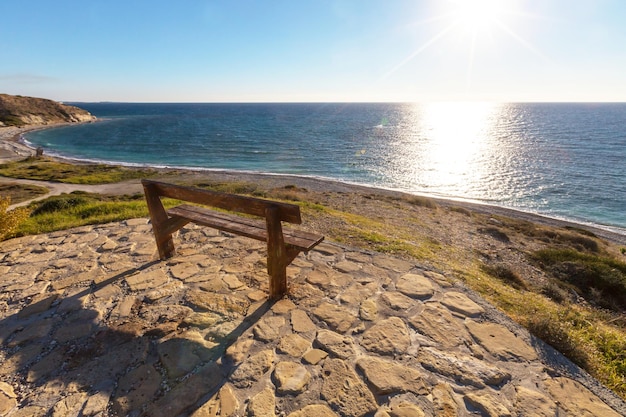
0,157,158,184
532,249,626,311
12,192,149,237
0,115,26,127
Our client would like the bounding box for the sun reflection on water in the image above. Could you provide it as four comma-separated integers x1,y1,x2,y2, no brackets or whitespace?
390,102,505,200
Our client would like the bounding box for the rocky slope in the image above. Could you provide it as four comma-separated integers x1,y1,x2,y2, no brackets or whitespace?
0,94,95,126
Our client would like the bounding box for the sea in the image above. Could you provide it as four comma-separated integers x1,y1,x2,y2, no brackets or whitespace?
22,102,626,235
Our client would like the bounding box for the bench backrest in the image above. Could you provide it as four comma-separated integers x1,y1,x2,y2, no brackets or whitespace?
141,179,302,224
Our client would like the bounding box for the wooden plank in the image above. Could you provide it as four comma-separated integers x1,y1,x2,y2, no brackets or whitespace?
168,205,267,242
283,229,325,251
168,205,323,251
142,179,302,224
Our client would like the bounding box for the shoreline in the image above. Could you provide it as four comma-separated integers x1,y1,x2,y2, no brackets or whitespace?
2,124,625,246
0,122,82,162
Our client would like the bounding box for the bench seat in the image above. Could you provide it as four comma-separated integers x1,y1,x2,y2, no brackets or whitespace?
167,204,324,251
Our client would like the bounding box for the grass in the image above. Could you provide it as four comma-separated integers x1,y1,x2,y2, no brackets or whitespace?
0,157,158,184
449,206,472,217
406,195,439,209
13,192,148,236
12,192,191,238
0,183,49,203
522,304,626,396
479,227,511,243
504,218,601,253
195,181,264,196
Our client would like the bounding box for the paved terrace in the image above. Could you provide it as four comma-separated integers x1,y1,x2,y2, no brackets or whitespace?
0,219,624,416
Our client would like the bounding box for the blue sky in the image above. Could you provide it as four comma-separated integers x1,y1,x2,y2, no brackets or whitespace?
1,0,625,102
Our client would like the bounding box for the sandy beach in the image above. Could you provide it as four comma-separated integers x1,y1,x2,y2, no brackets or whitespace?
0,126,38,162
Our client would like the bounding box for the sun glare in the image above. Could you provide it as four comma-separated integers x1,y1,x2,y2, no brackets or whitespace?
451,0,505,33
384,0,537,87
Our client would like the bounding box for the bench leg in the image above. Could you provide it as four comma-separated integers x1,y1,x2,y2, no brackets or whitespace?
143,181,177,259
266,207,288,300
268,259,287,300
154,230,176,259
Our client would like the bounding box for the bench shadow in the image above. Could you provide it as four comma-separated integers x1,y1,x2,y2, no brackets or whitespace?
0,260,272,416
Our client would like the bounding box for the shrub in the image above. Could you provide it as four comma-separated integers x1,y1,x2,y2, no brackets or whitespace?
564,226,597,238
557,232,599,253
449,206,472,216
0,115,26,126
478,227,510,243
0,196,30,240
480,263,527,290
541,281,570,304
407,195,438,209
532,249,626,311
31,195,90,216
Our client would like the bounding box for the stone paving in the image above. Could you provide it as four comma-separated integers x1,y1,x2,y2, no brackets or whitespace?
1,219,625,416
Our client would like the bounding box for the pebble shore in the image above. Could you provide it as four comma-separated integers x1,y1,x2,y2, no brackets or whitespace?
1,219,625,416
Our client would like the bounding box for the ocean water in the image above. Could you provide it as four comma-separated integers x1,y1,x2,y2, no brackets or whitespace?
23,102,626,234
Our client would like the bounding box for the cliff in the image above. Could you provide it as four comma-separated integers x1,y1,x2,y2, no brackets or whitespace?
0,93,95,127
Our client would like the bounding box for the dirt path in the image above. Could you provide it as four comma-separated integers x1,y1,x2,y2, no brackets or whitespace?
1,176,144,209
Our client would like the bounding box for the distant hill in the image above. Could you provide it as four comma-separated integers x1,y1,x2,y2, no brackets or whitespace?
0,94,96,127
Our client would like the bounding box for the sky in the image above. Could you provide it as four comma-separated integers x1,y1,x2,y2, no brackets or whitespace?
1,0,626,103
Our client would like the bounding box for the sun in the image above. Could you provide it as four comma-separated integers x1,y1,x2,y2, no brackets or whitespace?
450,0,507,34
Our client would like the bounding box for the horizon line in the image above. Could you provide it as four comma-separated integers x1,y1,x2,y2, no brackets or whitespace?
62,100,626,105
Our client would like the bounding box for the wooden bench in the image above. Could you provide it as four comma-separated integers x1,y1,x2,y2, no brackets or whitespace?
141,179,324,300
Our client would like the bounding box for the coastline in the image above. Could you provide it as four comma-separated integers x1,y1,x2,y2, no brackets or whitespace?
2,124,625,246
0,123,82,162
0,126,39,161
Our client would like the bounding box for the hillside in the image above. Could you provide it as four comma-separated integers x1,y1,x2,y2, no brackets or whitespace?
0,93,95,126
